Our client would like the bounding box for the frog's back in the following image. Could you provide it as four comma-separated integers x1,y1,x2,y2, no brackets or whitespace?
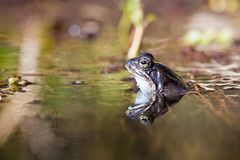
156,63,186,88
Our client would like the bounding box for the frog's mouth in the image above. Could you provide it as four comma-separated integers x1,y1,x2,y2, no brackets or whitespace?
125,63,157,92
125,63,149,81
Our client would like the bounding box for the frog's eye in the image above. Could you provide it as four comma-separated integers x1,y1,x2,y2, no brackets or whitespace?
140,114,153,125
139,57,151,69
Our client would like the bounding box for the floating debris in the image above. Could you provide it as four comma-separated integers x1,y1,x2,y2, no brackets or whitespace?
27,99,42,104
0,93,8,102
8,84,23,92
7,75,21,85
178,62,240,77
0,75,34,98
225,94,239,97
7,75,34,87
71,80,86,85
195,83,215,91
177,59,240,92
17,79,33,86
223,85,240,90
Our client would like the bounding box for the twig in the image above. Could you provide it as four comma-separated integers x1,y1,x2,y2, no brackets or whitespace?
127,25,144,59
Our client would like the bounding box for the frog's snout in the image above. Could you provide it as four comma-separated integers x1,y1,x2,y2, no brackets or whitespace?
125,59,138,71
125,61,130,70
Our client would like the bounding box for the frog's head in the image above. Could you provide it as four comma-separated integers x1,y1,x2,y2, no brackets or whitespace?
125,53,154,73
125,53,157,93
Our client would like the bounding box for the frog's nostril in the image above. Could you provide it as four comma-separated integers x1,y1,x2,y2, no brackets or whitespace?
125,60,133,69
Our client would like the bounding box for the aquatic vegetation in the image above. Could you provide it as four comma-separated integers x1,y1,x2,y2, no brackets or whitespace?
177,61,240,93
119,0,156,59
182,12,237,50
183,28,234,48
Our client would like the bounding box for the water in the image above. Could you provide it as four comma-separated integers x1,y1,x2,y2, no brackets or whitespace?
0,2,240,160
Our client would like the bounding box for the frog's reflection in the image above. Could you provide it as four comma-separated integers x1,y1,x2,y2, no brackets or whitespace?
126,91,184,125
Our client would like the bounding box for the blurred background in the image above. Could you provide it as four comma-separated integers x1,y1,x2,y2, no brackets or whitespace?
0,0,240,160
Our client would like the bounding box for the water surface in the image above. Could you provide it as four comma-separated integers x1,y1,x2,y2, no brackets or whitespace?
0,3,240,160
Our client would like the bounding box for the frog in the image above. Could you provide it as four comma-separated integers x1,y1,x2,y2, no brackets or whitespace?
126,90,182,125
125,52,187,97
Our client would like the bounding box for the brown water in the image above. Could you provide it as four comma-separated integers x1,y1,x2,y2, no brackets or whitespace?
0,2,240,160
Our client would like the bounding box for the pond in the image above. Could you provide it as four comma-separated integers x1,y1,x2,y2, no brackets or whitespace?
0,1,240,160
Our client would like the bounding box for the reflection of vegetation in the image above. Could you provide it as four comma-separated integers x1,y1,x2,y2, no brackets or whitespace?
0,47,19,97
0,47,18,79
0,130,22,160
119,0,156,59
38,22,138,158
